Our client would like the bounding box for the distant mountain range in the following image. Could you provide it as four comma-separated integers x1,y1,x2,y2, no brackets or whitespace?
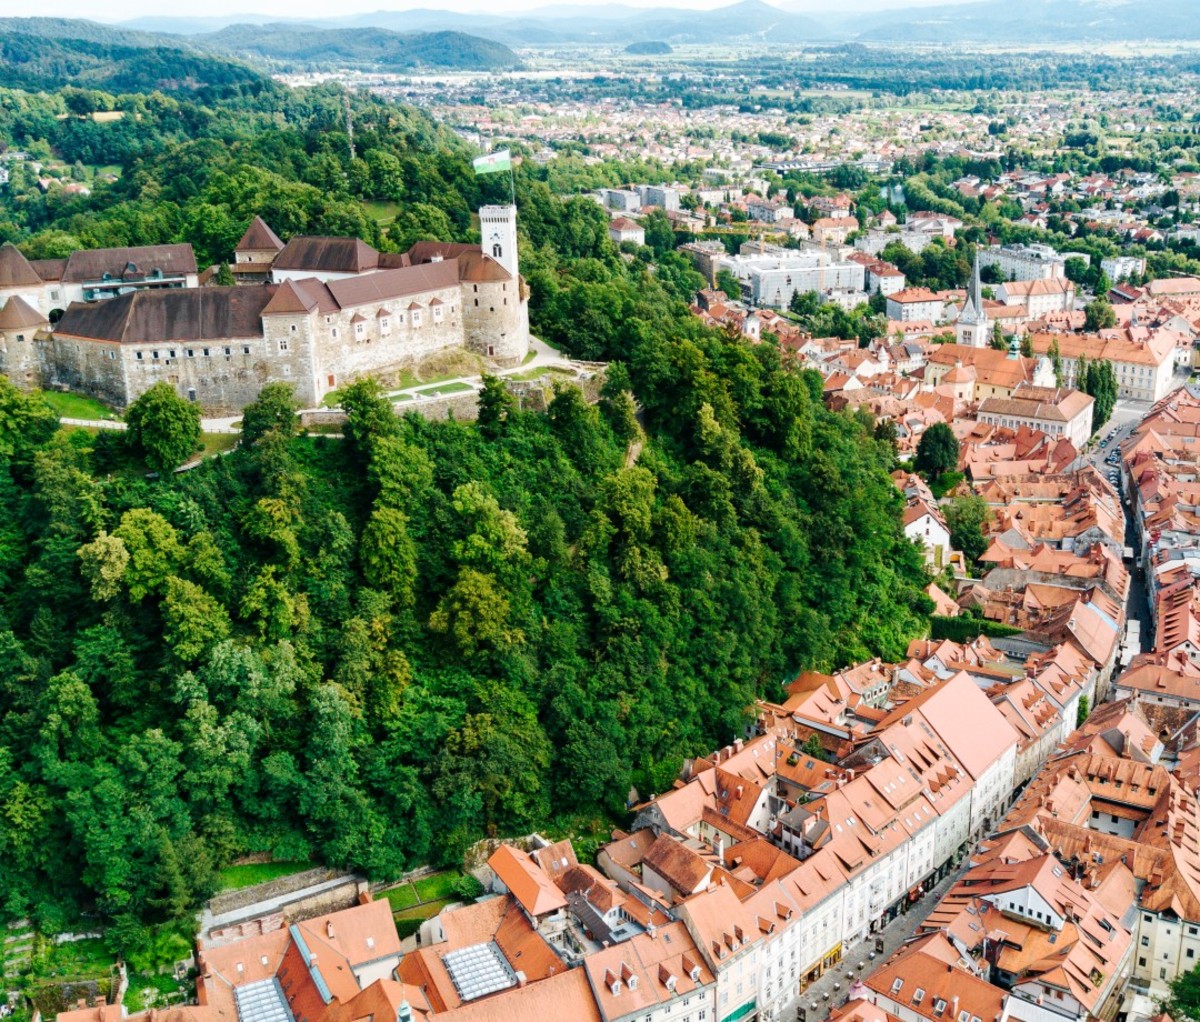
200,24,522,70
118,0,1200,45
0,16,521,90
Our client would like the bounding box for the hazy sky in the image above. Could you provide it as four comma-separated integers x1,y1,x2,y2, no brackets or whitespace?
65,0,966,25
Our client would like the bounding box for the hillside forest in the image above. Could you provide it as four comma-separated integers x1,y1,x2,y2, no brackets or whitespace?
0,81,932,957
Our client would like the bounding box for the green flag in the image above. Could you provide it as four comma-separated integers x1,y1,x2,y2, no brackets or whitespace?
473,150,512,176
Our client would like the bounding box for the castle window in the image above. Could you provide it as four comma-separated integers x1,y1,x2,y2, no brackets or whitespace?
290,324,297,333
474,299,478,307
186,349,194,358
433,305,443,322
503,298,507,306
169,350,176,359
492,243,502,258
243,345,251,355
331,329,338,339
412,310,422,327
152,351,160,360
136,352,143,360
282,365,291,376
15,334,23,343
279,338,289,352
224,347,231,356
473,285,478,293
355,322,364,337
203,348,210,357
187,388,196,402
108,350,115,360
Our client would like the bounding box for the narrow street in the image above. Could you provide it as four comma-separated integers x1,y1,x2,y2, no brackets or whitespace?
780,857,975,1022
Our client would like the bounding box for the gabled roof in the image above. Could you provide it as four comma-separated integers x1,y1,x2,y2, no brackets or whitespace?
237,216,285,254
274,237,379,274
0,242,43,288
488,845,568,917
61,243,197,283
55,286,273,344
0,295,46,330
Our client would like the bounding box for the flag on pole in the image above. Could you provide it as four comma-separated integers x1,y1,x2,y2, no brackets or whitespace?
472,149,512,176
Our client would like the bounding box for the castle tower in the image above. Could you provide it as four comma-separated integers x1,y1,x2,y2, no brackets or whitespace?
956,253,988,348
479,205,518,281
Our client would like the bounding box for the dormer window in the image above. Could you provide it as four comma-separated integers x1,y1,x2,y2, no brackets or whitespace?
891,979,903,994
690,966,701,982
934,999,947,1016
611,981,621,996
913,989,925,1005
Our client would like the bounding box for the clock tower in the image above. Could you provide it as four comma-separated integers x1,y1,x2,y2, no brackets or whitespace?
479,204,518,281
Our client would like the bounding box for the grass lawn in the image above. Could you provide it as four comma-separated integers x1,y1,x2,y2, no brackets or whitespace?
216,860,310,891
382,884,419,911
321,388,343,408
391,393,413,402
413,871,463,903
365,200,400,225
506,366,575,382
392,897,454,940
415,382,473,396
39,390,120,421
196,433,240,459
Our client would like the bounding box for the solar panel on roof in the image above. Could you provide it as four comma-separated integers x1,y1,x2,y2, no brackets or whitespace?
443,942,518,1002
234,979,294,1022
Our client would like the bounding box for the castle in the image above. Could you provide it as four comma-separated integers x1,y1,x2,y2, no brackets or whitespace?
0,205,529,412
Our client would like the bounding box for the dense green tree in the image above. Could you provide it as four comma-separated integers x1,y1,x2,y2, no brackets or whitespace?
944,494,992,565
240,383,300,446
125,383,201,476
1083,296,1117,331
915,422,959,479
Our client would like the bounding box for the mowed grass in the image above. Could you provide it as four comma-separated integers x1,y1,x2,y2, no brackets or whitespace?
393,898,454,940
365,200,401,225
39,390,121,421
415,382,473,396
216,860,310,891
195,433,240,459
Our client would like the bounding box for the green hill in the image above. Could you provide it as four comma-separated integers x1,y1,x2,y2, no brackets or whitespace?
0,19,263,94
201,24,523,71
625,40,673,54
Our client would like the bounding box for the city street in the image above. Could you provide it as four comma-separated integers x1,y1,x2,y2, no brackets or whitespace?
779,857,974,1022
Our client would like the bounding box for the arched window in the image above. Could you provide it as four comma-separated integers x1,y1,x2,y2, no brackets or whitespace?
492,243,502,258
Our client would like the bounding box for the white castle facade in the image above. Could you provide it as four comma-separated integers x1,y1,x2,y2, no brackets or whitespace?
0,205,529,412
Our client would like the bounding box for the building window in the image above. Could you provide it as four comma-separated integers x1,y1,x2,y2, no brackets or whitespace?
243,346,251,355
1140,958,1147,968
152,351,160,360
186,349,194,358
355,322,364,338
224,347,231,356
331,329,338,339
412,310,422,327
136,351,143,360
290,324,297,333
279,338,289,352
203,348,210,357
433,305,443,322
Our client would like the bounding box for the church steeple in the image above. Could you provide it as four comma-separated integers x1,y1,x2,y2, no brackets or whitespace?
956,252,988,347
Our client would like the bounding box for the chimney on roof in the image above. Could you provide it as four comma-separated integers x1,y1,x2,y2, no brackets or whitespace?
397,1003,414,1022
326,922,335,939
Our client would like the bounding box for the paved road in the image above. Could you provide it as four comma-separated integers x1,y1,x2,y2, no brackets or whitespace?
779,857,974,1022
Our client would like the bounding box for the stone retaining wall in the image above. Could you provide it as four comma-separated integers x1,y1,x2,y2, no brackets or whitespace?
208,867,337,917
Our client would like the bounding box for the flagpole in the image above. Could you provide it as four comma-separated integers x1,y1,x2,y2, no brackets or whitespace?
508,163,516,208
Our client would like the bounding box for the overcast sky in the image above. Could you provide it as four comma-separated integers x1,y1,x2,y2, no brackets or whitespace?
66,0,967,25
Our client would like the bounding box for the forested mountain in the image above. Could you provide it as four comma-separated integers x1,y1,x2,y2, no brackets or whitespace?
0,18,519,86
200,25,522,71
0,83,930,954
0,23,263,95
